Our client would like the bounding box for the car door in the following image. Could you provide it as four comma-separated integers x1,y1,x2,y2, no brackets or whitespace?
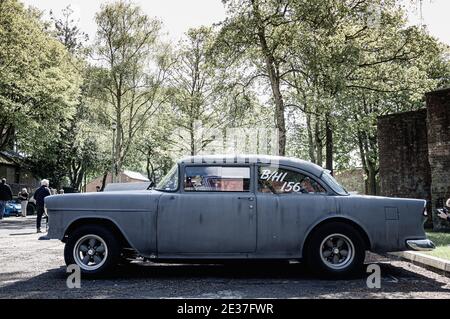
157,164,257,254
255,165,337,256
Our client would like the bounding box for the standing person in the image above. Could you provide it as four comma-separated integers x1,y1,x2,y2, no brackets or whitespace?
34,179,51,233
18,188,29,217
437,198,450,222
0,178,13,220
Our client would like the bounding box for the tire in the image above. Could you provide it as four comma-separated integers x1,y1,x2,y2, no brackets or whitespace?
305,222,366,278
64,224,121,277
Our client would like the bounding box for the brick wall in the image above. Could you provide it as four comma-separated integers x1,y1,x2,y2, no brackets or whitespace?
378,109,432,212
426,88,450,229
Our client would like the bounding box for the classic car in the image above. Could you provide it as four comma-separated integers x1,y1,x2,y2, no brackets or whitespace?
45,155,434,277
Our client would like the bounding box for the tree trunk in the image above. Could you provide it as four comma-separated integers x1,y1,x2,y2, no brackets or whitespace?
272,75,286,156
356,127,379,195
114,122,122,183
366,164,378,195
325,115,333,174
146,155,151,181
306,113,316,163
251,0,286,155
315,119,323,166
190,120,195,156
74,167,85,191
100,171,108,191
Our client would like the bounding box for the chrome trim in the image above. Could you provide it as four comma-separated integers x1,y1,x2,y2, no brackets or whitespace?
406,239,435,251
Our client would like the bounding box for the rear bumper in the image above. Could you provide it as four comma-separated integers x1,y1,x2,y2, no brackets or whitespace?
406,239,435,251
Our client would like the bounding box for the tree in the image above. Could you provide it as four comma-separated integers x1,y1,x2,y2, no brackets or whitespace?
215,0,302,155
168,27,235,155
0,0,81,187
330,3,448,194
50,5,88,55
23,4,97,190
267,0,449,193
92,1,171,182
128,110,175,184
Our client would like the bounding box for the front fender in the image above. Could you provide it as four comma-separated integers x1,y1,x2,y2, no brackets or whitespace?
49,210,157,257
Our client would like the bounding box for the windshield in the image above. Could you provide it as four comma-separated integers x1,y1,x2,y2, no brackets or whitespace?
155,164,179,191
321,170,348,196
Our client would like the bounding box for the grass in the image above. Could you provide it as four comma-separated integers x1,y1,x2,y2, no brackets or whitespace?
424,231,450,260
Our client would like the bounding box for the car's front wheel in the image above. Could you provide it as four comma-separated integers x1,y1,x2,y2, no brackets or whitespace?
305,222,366,278
64,225,120,277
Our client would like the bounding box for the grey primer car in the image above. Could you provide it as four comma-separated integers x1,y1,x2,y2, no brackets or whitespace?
45,155,434,277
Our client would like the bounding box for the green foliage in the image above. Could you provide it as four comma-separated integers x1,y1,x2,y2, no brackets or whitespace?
425,231,450,260
91,1,168,180
0,0,82,187
1,0,449,192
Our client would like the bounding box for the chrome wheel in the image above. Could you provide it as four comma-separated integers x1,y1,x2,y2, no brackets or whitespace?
320,233,355,270
73,234,108,271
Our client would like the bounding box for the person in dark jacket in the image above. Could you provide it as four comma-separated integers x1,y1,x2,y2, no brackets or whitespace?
34,179,51,232
0,178,13,220
438,198,450,222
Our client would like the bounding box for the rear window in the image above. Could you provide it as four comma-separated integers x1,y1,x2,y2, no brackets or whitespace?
258,166,326,194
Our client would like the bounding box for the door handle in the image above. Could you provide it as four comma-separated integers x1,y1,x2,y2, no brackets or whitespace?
238,196,254,201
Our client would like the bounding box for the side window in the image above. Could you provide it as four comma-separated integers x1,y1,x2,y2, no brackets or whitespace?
184,166,250,192
258,166,326,194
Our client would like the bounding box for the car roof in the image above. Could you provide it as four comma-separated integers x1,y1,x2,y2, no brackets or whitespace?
179,154,324,177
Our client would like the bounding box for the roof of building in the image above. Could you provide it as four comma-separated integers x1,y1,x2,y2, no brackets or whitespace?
0,151,23,166
377,108,427,120
426,86,450,95
179,154,325,177
122,170,150,181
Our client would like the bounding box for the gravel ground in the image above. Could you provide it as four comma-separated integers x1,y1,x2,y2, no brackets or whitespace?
1,216,450,299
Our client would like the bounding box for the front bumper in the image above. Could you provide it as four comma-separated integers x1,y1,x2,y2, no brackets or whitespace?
406,239,435,251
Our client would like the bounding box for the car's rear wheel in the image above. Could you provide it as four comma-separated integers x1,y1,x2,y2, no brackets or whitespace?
305,222,366,278
64,225,120,277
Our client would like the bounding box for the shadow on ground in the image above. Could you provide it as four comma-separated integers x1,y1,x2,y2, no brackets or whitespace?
0,217,36,231
1,261,449,299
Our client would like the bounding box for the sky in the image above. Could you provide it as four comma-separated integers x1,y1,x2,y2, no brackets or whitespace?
21,0,450,45
21,0,227,43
